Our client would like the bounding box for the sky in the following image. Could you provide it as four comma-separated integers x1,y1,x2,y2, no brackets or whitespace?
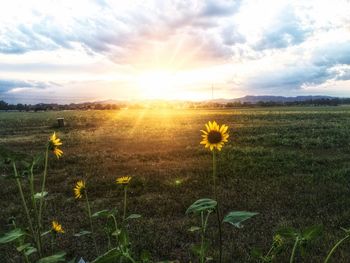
1,0,350,104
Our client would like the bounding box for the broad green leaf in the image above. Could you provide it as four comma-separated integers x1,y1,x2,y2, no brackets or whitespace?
301,225,323,241
17,243,30,252
0,228,25,244
37,252,66,263
24,247,37,256
74,230,92,237
222,211,258,228
188,226,201,232
91,248,122,263
276,227,299,240
125,214,141,220
186,199,217,214
92,209,111,218
34,191,48,200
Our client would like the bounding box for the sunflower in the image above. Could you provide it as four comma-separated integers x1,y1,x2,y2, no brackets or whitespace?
53,148,63,158
52,220,64,234
74,180,86,199
200,121,229,151
49,132,63,158
116,176,132,185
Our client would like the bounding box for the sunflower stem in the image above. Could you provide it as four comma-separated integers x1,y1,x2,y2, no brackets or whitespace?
123,186,128,221
324,234,350,263
84,190,99,255
29,163,42,257
13,162,39,255
51,232,55,254
212,150,223,263
290,237,300,263
38,146,49,230
111,214,119,247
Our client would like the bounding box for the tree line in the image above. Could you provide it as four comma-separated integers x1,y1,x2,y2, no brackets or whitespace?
1,98,350,111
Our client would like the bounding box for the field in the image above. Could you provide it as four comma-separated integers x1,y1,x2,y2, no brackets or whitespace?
1,107,350,262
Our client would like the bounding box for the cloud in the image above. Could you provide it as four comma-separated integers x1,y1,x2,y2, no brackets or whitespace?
0,79,56,93
1,0,350,102
253,6,310,51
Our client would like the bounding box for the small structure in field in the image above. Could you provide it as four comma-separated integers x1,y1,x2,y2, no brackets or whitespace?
57,117,65,127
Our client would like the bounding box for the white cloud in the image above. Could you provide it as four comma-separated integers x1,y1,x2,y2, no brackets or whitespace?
1,0,350,103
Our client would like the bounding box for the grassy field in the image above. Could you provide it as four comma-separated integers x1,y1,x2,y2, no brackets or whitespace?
1,107,350,262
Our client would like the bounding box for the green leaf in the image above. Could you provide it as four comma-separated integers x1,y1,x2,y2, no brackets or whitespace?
0,228,25,244
41,230,51,237
186,199,217,214
92,209,110,218
74,230,92,237
17,243,30,252
277,227,299,239
188,226,201,232
24,247,37,256
125,214,142,220
118,229,129,248
301,225,323,241
91,248,122,263
222,211,258,228
37,252,66,263
34,191,48,200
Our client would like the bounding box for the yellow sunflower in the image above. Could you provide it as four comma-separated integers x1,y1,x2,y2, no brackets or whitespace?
49,132,63,158
200,121,229,151
116,176,132,185
74,180,86,199
53,148,63,158
52,220,64,234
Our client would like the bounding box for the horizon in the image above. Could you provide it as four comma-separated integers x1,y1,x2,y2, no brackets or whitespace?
1,94,348,106
1,0,350,104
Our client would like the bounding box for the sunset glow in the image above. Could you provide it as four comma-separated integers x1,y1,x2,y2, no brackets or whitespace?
0,0,350,103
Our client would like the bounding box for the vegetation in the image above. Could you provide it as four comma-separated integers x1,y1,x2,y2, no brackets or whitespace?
0,107,350,262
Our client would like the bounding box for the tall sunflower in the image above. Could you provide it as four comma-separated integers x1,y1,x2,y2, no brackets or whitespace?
49,132,63,158
74,180,86,199
52,220,64,234
200,121,229,151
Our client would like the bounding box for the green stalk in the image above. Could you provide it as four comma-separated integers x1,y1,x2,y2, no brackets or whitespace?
85,190,99,255
51,232,55,254
200,212,205,263
38,147,49,229
123,253,137,263
199,211,211,263
111,215,119,247
123,186,127,221
213,150,223,263
290,237,300,263
13,163,38,252
324,235,350,263
29,164,42,256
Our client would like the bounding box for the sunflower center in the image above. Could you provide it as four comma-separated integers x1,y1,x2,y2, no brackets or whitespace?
207,130,222,144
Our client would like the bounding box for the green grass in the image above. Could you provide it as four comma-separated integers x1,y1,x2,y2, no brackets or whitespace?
1,107,350,262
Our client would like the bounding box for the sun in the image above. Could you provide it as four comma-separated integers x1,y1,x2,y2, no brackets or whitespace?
136,70,176,99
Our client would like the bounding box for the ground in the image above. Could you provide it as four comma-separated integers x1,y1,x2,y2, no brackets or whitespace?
0,107,350,262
